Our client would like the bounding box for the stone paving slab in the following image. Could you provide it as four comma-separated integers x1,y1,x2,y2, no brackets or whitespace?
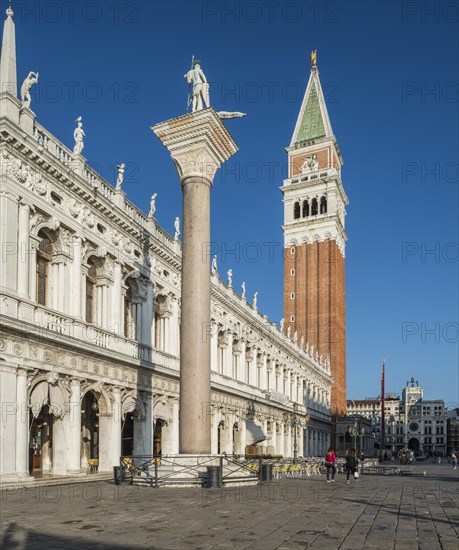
0,464,457,549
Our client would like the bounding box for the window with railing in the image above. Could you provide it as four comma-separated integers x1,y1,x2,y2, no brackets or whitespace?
36,232,53,306
85,261,97,323
36,255,48,306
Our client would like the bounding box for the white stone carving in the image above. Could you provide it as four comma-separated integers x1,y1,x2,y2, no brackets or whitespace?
174,217,180,240
148,193,157,218
73,116,85,156
20,71,39,109
227,269,233,287
115,163,125,190
185,60,210,112
217,111,246,119
211,255,218,275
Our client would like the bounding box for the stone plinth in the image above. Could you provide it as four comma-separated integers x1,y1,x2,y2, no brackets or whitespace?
151,109,238,454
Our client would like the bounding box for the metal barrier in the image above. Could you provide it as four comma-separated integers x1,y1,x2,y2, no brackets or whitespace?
119,454,261,488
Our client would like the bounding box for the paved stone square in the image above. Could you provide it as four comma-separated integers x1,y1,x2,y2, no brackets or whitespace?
1,464,458,550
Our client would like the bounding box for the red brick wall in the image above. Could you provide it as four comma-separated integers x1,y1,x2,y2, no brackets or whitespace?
284,240,346,415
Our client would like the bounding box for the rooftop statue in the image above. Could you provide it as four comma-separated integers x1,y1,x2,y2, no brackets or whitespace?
185,58,210,112
73,116,85,156
148,193,157,218
115,163,125,190
174,216,180,240
211,255,218,275
227,269,233,287
21,71,39,109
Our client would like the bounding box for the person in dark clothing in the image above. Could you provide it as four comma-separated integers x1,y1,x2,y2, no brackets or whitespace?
345,448,359,483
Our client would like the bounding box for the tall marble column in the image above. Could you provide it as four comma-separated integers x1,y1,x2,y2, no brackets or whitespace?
67,379,81,473
152,109,238,454
71,237,82,318
111,387,122,466
15,368,29,477
17,202,30,298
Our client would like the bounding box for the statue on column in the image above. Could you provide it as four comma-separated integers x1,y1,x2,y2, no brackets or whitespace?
252,292,258,308
115,163,125,190
174,217,180,240
227,268,233,287
21,71,39,109
73,116,85,156
287,326,291,339
148,193,157,218
279,318,284,332
241,281,246,299
211,255,218,275
184,58,210,112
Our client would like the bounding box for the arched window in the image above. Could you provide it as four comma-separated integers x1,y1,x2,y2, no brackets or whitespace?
36,233,52,306
124,284,134,338
293,202,301,219
311,198,318,216
302,200,309,217
124,278,142,340
86,260,97,324
320,196,327,214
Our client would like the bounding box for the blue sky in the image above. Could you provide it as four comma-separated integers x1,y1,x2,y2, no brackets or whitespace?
9,0,458,404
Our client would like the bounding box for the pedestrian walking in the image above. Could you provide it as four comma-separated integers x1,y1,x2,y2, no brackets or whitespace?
345,448,359,483
437,454,442,465
452,452,457,470
324,447,336,483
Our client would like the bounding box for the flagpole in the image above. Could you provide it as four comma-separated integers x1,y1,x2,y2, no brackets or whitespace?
380,358,386,462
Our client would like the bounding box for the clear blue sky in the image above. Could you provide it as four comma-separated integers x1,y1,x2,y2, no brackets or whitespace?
10,0,458,405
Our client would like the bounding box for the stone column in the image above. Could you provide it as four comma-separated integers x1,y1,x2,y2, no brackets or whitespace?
152,109,238,455
67,379,81,473
111,261,122,334
52,416,68,475
28,236,39,302
72,237,82,318
17,202,30,298
111,388,122,467
15,368,29,477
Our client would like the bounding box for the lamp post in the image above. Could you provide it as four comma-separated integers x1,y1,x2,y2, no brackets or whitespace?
284,403,301,464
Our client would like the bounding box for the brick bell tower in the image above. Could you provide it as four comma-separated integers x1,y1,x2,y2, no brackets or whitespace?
282,53,348,417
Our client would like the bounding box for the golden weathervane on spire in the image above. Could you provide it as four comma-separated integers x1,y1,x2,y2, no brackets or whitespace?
310,50,317,67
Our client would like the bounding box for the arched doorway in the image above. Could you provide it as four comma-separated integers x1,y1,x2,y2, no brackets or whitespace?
122,413,134,457
81,392,99,468
29,405,53,475
217,421,225,454
232,422,239,455
408,438,419,453
153,420,166,456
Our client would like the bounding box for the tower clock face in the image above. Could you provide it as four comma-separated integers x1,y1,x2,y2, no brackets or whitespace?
409,422,419,432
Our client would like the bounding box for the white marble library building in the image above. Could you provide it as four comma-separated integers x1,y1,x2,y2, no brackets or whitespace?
0,7,333,481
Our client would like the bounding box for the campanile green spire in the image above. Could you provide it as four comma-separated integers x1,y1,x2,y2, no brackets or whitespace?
290,53,334,147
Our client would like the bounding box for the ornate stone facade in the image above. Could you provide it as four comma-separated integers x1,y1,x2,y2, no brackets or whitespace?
0,8,333,481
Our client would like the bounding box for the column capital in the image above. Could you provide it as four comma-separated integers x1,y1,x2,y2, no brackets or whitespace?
151,108,238,187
